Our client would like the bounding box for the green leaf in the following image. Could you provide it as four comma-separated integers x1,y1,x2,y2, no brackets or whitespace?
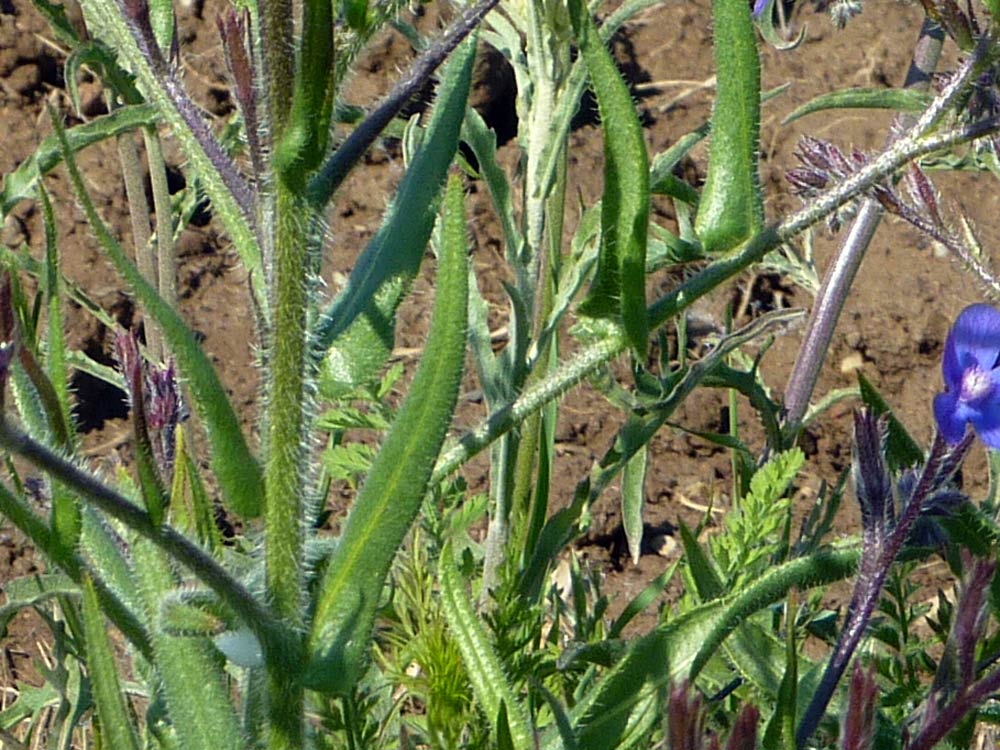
131,539,243,750
678,522,724,601
753,0,806,50
569,0,650,356
550,548,860,750
0,682,60,731
307,174,469,693
694,0,764,253
275,0,335,180
169,427,222,552
857,372,924,471
148,0,176,57
439,543,533,750
159,589,233,637
782,87,931,125
28,0,80,46
39,186,72,439
462,107,523,261
984,0,1000,23
1,104,158,223
82,575,142,750
314,38,476,397
0,573,78,637
52,110,264,519
65,42,143,115
608,560,676,638
761,615,797,750
621,444,648,565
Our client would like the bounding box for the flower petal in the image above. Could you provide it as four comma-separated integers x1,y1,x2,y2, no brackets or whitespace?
970,400,1000,449
934,391,967,445
948,304,1000,377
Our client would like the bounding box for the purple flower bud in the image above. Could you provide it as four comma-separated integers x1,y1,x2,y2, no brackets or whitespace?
842,662,878,750
667,682,706,750
934,304,1000,448
752,0,768,19
852,409,892,549
725,704,759,750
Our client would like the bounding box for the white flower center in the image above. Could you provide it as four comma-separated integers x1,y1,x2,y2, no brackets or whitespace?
960,364,994,403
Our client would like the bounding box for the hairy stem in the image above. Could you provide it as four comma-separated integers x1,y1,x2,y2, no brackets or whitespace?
433,115,1000,479
262,183,312,748
795,432,971,747
0,418,287,656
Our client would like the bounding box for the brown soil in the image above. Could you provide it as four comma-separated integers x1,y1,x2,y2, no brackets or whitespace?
1,0,994,702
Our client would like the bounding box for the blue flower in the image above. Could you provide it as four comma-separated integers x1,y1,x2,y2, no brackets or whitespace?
752,0,769,19
934,303,1000,448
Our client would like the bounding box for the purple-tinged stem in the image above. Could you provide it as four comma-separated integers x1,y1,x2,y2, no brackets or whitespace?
119,0,254,220
782,18,943,430
908,662,1000,750
305,0,500,207
796,431,973,747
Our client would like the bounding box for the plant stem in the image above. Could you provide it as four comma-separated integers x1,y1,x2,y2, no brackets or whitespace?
263,183,310,748
907,663,1000,750
306,0,500,207
0,418,286,655
433,115,1000,479
795,432,971,747
143,128,177,352
259,0,294,140
116,130,161,358
782,18,944,430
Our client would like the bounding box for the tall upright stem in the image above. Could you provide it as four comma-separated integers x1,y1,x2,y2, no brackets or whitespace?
263,183,310,749
782,18,944,430
259,0,295,140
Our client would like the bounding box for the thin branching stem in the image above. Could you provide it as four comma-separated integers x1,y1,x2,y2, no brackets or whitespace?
144,128,178,347
795,432,974,747
782,25,996,430
907,662,1000,750
434,114,1000,479
116,130,161,358
0,418,290,659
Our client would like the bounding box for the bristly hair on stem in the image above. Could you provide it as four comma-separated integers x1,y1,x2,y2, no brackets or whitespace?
796,423,974,747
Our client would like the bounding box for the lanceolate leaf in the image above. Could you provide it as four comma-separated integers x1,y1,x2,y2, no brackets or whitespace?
0,573,77,637
131,539,243,750
694,0,764,253
306,175,469,693
313,38,476,397
82,575,142,750
1,104,159,222
439,542,533,748
52,111,264,519
783,87,931,125
622,445,648,565
569,0,651,356
857,372,923,471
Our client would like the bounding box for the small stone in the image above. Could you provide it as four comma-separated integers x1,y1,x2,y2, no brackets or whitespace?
839,352,864,374
649,533,678,558
1,215,26,247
